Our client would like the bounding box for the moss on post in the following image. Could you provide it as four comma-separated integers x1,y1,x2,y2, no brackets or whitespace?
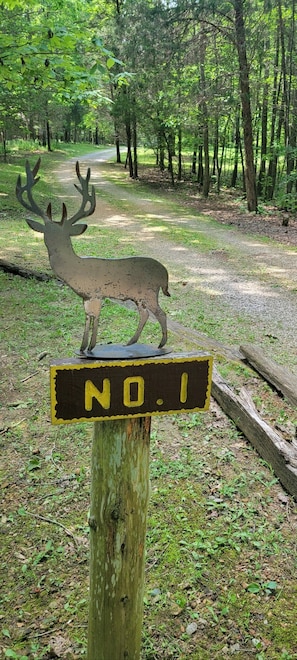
87,417,151,660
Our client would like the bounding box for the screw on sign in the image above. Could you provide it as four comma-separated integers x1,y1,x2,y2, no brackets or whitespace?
16,159,213,660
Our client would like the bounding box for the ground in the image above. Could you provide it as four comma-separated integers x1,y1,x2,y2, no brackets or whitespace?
137,167,297,247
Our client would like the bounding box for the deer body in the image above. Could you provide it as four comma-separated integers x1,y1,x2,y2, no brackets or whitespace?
16,159,170,352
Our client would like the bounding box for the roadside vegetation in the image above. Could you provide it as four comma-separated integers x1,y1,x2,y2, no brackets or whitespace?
1,145,297,659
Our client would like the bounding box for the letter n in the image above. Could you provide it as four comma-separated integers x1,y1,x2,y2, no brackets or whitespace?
85,379,111,411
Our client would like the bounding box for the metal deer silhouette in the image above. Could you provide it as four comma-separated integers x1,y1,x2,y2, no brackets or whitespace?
16,159,170,353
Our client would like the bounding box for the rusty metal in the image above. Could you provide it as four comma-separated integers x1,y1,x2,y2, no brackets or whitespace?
16,159,170,354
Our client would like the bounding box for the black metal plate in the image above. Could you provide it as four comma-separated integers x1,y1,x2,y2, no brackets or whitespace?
77,343,172,360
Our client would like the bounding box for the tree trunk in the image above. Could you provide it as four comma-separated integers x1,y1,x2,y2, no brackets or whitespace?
1,130,7,162
115,130,121,163
132,109,138,179
257,67,269,197
202,118,210,197
125,118,134,178
197,144,203,187
230,110,241,188
192,148,197,174
177,125,182,181
200,34,210,198
46,119,52,152
233,0,257,211
265,28,281,201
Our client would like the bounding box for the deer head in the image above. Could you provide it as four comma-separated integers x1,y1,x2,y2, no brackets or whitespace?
16,158,96,236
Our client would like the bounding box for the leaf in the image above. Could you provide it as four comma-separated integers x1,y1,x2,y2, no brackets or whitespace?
246,582,261,593
264,580,278,593
27,457,41,471
2,628,10,638
18,507,27,516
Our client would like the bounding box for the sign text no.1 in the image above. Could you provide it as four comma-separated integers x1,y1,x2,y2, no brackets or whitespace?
50,353,212,423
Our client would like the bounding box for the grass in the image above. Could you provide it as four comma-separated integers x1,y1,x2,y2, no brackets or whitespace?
1,144,297,659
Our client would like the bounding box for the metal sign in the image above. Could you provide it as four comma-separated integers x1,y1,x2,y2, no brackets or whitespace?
50,353,213,424
16,159,170,353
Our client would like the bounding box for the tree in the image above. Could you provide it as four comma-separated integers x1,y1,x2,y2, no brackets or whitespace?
0,0,125,149
232,0,257,211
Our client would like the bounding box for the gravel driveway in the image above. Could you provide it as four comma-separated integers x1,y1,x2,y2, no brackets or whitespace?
57,149,297,372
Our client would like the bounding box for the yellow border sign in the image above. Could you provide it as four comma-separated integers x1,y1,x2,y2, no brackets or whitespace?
50,352,213,424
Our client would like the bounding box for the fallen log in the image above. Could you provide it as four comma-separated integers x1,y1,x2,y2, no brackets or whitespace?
211,366,297,499
240,343,297,408
0,258,53,282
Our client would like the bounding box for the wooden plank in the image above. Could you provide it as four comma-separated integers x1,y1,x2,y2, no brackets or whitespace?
240,343,297,408
211,367,297,499
87,417,151,660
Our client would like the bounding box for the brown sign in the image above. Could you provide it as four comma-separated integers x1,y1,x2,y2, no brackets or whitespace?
50,353,213,424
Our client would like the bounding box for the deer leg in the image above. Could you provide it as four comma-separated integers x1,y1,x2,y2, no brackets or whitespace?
80,314,91,353
81,299,102,352
151,304,168,348
126,304,149,345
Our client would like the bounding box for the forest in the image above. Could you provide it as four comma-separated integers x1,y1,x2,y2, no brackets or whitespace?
1,0,297,213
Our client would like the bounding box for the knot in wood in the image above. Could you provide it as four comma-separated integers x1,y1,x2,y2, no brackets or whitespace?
88,516,97,530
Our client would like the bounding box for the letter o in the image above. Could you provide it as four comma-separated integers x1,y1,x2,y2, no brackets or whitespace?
123,376,145,408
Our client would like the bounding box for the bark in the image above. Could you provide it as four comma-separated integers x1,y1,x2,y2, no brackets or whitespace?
177,125,182,181
192,148,197,175
233,0,257,211
46,119,52,152
197,144,203,186
266,29,281,200
115,131,121,163
231,111,240,188
1,130,7,163
125,118,134,178
257,66,269,197
200,35,210,198
132,108,138,179
87,417,151,660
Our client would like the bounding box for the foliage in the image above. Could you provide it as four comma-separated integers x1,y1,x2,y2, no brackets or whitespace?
1,0,297,209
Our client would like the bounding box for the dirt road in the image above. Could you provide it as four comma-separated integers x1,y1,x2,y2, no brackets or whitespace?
57,149,297,371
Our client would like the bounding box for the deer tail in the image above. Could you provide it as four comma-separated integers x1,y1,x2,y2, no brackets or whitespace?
162,285,171,297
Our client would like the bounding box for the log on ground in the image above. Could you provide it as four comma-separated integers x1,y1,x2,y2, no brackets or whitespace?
211,366,297,499
240,343,297,408
0,258,53,282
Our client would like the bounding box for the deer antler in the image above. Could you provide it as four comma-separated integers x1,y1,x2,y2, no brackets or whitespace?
65,161,96,225
16,158,48,220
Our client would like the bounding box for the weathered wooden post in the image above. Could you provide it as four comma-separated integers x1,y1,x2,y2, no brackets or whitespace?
17,159,213,659
88,417,151,659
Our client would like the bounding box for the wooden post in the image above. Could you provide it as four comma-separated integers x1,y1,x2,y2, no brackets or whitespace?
87,416,151,660
50,353,212,658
